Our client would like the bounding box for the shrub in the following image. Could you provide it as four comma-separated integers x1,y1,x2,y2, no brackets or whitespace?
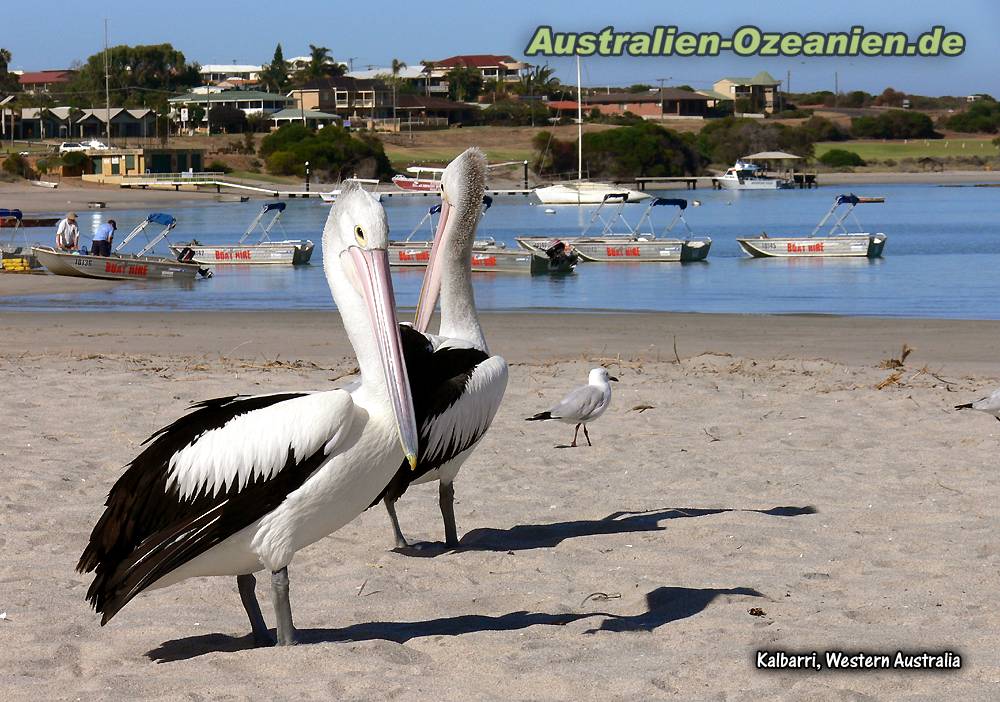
818,149,866,168
260,124,393,180
206,160,233,174
944,100,1000,134
851,110,940,139
2,153,33,178
697,116,815,165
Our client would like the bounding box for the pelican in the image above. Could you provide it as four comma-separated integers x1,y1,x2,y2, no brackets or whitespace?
955,388,1000,422
526,367,618,447
374,148,509,548
76,184,419,646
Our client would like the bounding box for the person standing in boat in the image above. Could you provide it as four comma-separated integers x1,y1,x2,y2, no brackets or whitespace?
55,212,79,252
91,219,116,257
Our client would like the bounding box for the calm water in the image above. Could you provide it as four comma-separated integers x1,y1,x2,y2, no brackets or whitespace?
3,183,999,319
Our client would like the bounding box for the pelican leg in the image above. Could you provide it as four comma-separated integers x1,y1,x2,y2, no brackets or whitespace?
583,424,592,446
270,567,298,646
439,481,458,546
571,423,580,447
237,573,275,647
384,496,409,549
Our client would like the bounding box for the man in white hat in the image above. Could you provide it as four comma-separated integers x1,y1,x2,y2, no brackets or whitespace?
56,212,79,252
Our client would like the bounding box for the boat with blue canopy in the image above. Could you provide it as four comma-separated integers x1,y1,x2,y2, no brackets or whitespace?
169,202,314,265
1,208,43,271
737,194,887,258
33,213,212,280
515,194,712,262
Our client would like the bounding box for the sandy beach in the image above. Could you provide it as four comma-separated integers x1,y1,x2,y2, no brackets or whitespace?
1,310,997,700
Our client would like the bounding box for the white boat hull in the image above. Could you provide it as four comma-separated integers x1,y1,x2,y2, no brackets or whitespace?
716,177,792,190
388,241,575,274
736,234,886,258
516,236,711,263
532,183,650,205
169,241,314,265
33,247,210,280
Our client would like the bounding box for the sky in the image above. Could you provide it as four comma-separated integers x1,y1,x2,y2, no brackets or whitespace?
6,0,998,96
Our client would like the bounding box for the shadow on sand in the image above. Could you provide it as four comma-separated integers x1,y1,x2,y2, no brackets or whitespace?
396,505,817,557
146,584,766,662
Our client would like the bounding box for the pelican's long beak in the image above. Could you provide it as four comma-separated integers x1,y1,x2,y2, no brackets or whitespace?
347,246,419,469
413,198,452,333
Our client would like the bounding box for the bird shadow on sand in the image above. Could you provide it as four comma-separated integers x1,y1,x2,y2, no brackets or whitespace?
398,505,817,557
145,584,764,662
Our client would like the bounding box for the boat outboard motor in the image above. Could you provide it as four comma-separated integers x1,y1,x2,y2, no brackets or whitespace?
544,240,580,267
175,246,196,263
197,266,213,279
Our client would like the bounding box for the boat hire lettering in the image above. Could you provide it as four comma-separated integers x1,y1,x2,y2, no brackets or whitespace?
214,249,252,261
105,261,148,277
606,246,641,257
399,250,430,262
787,241,824,253
472,255,497,267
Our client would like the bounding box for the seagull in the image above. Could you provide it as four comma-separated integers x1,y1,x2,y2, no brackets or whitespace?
373,148,509,549
955,388,1000,422
526,367,618,447
76,184,419,647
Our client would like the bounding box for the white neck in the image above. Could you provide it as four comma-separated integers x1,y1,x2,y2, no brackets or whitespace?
438,220,487,352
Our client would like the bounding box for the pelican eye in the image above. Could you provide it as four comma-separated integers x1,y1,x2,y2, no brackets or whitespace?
354,225,366,245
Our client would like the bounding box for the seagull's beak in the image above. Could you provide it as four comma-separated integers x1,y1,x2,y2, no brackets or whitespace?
413,198,452,333
609,376,619,382
347,246,419,469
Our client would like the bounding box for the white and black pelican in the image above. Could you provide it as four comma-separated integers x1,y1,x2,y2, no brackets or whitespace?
526,367,618,447
373,148,509,548
77,184,419,646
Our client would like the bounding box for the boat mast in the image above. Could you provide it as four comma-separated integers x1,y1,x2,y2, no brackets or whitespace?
104,19,111,144
576,55,582,181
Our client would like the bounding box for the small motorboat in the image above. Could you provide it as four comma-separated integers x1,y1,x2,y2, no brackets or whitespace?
1,208,43,271
389,197,577,275
391,166,444,192
715,160,792,190
169,202,314,265
736,194,887,258
531,181,650,205
33,213,212,280
516,194,711,263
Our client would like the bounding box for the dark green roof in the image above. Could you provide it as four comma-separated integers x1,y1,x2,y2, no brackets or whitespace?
719,71,780,86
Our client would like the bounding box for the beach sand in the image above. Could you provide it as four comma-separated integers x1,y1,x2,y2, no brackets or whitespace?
1,311,997,700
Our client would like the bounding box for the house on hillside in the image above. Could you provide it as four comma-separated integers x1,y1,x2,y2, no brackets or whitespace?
168,89,294,125
423,54,528,96
289,77,393,119
76,108,157,139
347,65,429,93
199,64,264,85
583,89,710,118
712,71,782,113
18,69,75,94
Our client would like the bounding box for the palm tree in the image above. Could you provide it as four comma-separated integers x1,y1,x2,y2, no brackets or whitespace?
390,59,408,120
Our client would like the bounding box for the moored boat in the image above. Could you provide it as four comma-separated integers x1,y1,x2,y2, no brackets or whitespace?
391,166,444,192
390,198,577,274
320,178,382,203
736,194,887,258
1,208,43,271
33,213,212,280
168,202,314,265
715,160,792,190
516,194,712,263
531,181,650,205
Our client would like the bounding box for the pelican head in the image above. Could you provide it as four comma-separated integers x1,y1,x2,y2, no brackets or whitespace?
413,147,488,334
323,184,419,469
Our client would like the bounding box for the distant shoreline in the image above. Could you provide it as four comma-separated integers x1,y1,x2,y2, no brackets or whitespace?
3,170,1000,213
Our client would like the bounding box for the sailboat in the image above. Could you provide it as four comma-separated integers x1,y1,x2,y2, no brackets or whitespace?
531,56,649,206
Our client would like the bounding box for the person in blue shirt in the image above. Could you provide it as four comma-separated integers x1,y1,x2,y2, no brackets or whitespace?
92,219,116,256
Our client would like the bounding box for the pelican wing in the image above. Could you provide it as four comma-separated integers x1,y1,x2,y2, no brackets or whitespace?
78,390,356,623
549,384,605,422
374,332,508,504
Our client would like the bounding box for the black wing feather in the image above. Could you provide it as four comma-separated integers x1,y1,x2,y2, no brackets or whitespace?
371,326,490,506
77,392,325,624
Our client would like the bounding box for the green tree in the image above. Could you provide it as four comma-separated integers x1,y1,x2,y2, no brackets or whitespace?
818,149,865,167
294,45,345,84
446,66,482,102
68,43,200,109
260,123,393,180
259,44,290,94
851,110,940,139
0,48,19,93
207,104,248,134
697,116,816,165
